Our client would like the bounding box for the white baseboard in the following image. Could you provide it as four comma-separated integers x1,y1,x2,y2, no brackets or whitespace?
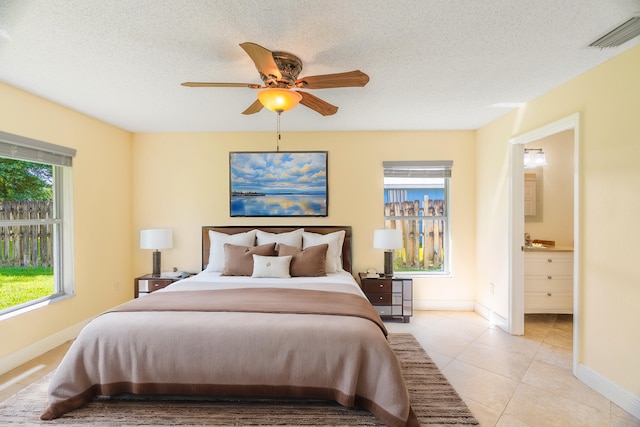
577,364,640,420
414,300,475,311
0,319,89,376
474,302,510,333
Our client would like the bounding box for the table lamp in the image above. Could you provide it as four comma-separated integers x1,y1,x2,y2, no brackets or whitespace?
140,228,173,277
373,229,403,277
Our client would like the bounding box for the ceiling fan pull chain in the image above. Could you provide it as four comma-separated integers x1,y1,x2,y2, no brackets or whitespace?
276,111,281,152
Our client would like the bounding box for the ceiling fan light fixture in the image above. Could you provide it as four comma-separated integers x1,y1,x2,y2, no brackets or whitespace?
257,88,302,113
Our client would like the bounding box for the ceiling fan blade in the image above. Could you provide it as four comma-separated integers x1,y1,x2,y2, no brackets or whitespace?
298,91,338,116
242,99,264,115
181,82,261,88
240,42,282,81
295,70,369,89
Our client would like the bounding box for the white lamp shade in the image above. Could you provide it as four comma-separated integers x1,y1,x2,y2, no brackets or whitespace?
534,151,548,166
140,228,173,250
373,229,403,250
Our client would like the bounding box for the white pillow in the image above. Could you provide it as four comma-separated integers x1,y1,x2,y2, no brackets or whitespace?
256,228,304,248
252,255,292,278
206,229,257,272
302,230,345,273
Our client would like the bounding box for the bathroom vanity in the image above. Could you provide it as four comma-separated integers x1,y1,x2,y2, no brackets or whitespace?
524,247,574,314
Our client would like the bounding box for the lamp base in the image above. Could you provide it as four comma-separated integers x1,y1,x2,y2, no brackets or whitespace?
383,250,394,277
152,250,161,277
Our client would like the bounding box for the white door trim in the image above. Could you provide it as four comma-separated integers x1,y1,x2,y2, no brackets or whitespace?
508,113,580,374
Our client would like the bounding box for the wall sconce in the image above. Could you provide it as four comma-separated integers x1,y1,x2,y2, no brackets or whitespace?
140,228,173,277
373,229,403,277
257,88,302,113
524,148,547,168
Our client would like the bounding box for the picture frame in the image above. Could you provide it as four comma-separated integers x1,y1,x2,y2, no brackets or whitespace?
229,151,328,217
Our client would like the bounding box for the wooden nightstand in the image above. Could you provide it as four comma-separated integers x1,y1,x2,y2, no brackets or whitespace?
359,273,413,323
134,274,190,298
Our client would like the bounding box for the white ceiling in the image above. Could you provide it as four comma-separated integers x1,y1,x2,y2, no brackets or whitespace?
1,0,639,133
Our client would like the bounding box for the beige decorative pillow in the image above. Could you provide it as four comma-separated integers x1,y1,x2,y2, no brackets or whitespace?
222,243,277,276
278,243,328,277
252,255,292,278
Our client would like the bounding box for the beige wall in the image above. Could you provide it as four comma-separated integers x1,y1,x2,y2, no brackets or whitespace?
475,45,640,396
131,130,477,308
0,83,133,359
524,130,574,247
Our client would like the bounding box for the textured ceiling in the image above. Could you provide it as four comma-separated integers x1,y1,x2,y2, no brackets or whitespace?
1,0,639,132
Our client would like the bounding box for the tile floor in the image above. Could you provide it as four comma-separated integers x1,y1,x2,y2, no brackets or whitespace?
385,311,639,426
1,311,638,426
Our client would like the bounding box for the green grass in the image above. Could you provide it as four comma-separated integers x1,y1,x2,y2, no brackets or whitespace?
0,267,54,310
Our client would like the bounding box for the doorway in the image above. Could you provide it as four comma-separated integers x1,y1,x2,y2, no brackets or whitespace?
508,113,580,374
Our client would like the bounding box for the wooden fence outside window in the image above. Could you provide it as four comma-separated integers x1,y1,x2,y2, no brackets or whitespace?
0,201,53,267
385,197,445,271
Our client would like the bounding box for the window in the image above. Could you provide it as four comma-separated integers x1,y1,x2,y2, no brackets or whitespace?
383,161,452,275
0,131,75,315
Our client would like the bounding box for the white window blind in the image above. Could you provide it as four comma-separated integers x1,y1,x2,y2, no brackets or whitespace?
383,161,452,178
0,130,76,166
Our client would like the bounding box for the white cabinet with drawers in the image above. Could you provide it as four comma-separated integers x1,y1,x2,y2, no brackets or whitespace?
524,250,574,314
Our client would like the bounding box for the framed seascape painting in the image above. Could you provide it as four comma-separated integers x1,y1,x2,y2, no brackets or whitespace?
229,151,328,217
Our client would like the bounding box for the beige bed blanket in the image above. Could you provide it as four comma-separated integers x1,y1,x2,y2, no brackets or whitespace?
41,287,417,426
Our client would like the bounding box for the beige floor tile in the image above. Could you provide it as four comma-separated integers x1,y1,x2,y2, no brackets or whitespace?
410,328,473,359
522,321,551,342
475,327,541,358
442,359,519,413
457,341,533,381
533,341,573,370
611,404,640,426
505,382,610,427
494,414,533,426
424,317,488,344
462,396,503,427
543,326,573,349
522,360,610,412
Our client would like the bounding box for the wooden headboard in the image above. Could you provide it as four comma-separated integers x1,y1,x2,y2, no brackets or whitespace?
202,226,353,273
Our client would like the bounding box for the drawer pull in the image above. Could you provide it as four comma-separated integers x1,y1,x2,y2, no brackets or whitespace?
379,296,383,300
547,259,552,263
379,284,384,288
547,292,552,296
547,275,552,280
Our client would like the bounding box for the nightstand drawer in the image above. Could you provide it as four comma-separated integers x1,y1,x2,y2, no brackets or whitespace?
138,279,172,292
366,293,392,304
363,280,392,293
374,306,393,316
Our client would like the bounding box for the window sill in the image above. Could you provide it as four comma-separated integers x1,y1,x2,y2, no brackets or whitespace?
394,272,452,279
0,293,74,322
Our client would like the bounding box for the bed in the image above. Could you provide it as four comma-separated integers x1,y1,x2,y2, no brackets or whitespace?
41,226,418,426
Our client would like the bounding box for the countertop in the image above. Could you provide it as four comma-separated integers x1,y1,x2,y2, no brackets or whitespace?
523,245,574,252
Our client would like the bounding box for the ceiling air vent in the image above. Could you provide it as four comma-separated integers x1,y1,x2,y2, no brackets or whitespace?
588,15,640,48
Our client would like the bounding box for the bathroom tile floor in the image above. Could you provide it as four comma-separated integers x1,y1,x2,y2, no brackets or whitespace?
1,311,638,426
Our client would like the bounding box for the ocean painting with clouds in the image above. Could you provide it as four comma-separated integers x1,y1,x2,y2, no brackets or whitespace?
229,151,328,217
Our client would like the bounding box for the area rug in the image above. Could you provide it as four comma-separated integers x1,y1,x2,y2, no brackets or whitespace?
0,333,479,426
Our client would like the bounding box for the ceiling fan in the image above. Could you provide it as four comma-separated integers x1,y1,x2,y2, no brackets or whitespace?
181,42,370,116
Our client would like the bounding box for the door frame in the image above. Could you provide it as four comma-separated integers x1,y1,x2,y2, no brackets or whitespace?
508,113,580,373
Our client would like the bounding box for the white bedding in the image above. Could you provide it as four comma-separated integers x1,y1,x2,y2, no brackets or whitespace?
161,270,366,296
